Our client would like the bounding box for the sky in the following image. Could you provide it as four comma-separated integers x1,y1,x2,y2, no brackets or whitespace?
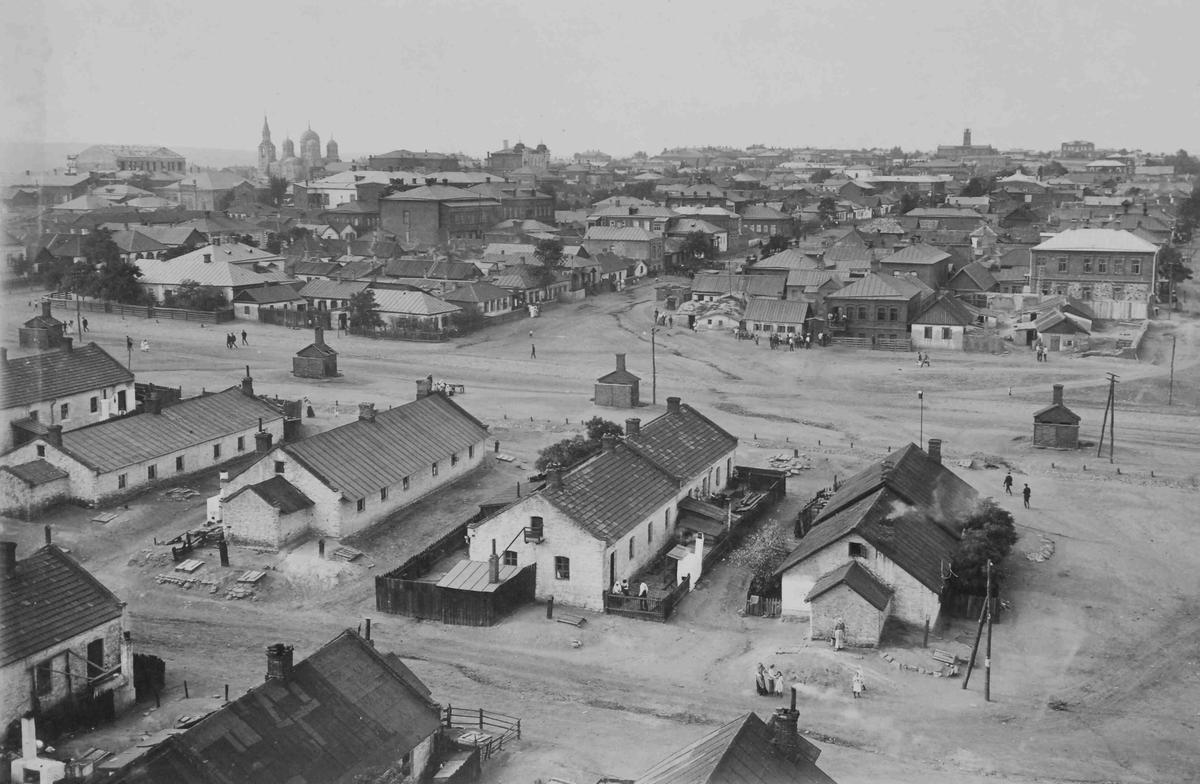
2,0,1199,163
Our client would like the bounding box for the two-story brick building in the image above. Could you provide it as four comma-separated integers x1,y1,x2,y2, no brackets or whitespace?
1031,228,1159,319
877,242,954,289
465,398,736,611
379,185,502,246
824,273,930,345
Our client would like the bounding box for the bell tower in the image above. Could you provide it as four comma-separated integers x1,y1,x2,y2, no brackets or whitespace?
258,115,277,175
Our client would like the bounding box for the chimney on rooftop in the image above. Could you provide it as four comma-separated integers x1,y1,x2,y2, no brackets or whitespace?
927,438,942,464
47,425,63,449
1,541,16,580
768,686,820,764
416,374,433,399
61,336,73,353
358,402,376,423
265,643,294,681
203,253,212,263
147,391,162,415
615,353,626,372
547,466,563,490
488,539,500,584
241,366,254,397
42,300,52,319
625,418,640,437
601,433,616,453
314,325,325,346
667,396,681,414
1052,384,1064,405
255,429,273,454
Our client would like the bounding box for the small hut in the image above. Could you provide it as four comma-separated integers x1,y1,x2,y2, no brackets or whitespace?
594,353,640,408
1033,383,1081,450
293,326,339,378
18,301,66,349
805,561,893,647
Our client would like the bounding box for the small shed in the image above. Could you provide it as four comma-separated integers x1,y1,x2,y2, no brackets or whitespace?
1033,384,1081,450
18,301,67,349
293,326,339,378
594,353,640,408
805,561,893,647
1034,311,1090,352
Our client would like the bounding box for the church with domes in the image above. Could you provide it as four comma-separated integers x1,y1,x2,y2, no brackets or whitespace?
258,116,339,181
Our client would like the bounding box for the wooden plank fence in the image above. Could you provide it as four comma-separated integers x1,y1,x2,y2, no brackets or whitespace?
830,335,912,352
603,575,690,622
49,297,234,323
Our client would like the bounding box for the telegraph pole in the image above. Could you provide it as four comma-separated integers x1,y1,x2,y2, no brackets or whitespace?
650,326,658,406
1096,372,1119,463
984,559,994,702
1168,335,1176,406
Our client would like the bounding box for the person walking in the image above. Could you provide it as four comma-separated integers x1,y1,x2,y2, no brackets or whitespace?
1022,483,1031,509
638,581,649,611
1003,472,1014,495
241,329,248,346
768,664,785,696
833,617,846,651
852,670,865,699
530,343,536,359
81,317,89,332
755,663,769,696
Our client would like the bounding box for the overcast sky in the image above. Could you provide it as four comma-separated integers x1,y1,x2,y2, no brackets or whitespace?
3,0,1198,161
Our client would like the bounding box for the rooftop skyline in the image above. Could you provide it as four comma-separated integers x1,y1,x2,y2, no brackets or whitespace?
4,0,1199,162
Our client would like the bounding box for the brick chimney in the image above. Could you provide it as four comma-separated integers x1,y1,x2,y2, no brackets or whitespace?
1052,384,1064,405
488,540,500,584
255,429,273,454
927,438,942,464
615,353,626,372
1,347,7,364
42,300,52,319
61,336,73,352
547,466,563,490
625,418,640,437
1,541,16,580
314,325,325,346
667,396,681,414
47,425,63,449
358,402,376,422
601,433,616,453
147,392,162,415
265,643,294,681
768,687,821,764
416,375,433,399
241,366,254,397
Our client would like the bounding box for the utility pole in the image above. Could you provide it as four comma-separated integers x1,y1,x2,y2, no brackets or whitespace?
917,390,924,445
650,326,658,406
1168,335,1176,406
984,559,993,703
1096,373,1119,463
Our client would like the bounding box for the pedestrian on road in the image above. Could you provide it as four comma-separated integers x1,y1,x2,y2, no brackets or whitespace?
1022,483,1031,508
1003,472,1013,495
82,317,88,331
241,330,248,346
833,617,846,651
638,582,649,610
126,335,133,353
530,343,536,359
755,663,769,696
852,670,865,699
769,664,785,695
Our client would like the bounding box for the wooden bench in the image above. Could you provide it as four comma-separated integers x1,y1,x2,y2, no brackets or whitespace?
554,613,587,627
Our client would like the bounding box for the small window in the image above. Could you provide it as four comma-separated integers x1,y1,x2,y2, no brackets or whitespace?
1057,258,1068,273
36,444,46,457
1082,258,1093,273
380,487,388,501
1113,260,1124,275
1131,260,1141,275
243,305,250,315
1097,259,1108,274
35,660,53,696
1112,286,1124,300
923,326,933,339
848,541,866,558
90,396,99,413
889,308,898,322
403,476,410,491
468,445,475,459
942,327,952,340
554,556,571,580
118,473,127,489
237,436,245,451
147,465,157,480
876,307,886,321
356,498,365,512
1081,286,1092,300
213,444,221,459
503,550,518,566
857,306,867,320
60,403,69,420
451,453,459,467
176,456,184,472
648,522,653,544
274,460,285,474
629,538,635,559
431,462,439,477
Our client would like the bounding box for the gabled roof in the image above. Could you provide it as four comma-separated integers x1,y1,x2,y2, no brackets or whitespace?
881,242,952,265
752,249,822,272
947,260,998,292
626,402,737,482
382,184,495,202
1033,402,1081,425
278,393,488,502
584,226,660,242
743,297,810,324
46,388,284,473
104,631,441,784
785,268,837,290
806,561,893,610
669,218,726,235
2,343,133,409
1033,228,1158,253
232,283,305,304
110,229,169,254
225,475,313,514
492,265,551,290
442,281,512,304
136,245,283,288
1,544,125,666
634,712,835,784
1,458,69,486
825,273,921,302
371,288,459,317
298,279,369,299
1034,310,1089,334
913,294,975,326
736,204,790,220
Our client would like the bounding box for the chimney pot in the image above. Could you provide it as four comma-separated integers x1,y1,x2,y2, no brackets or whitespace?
254,430,274,454
265,643,294,681
601,433,616,453
61,335,74,352
42,300,52,319
241,369,254,397
358,402,376,422
625,418,640,437
615,353,626,372
927,438,942,464
416,375,433,399
1052,384,1064,405
47,424,64,449
667,396,681,413
1,541,16,580
147,392,162,415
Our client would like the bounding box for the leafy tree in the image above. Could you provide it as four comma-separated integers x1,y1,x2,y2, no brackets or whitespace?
809,168,833,183
1157,245,1193,286
1163,149,1200,176
728,524,792,584
1174,186,1200,243
584,416,623,442
237,234,259,247
621,181,657,200
816,197,839,226
288,226,313,243
898,192,920,214
265,233,282,254
948,499,1019,595
960,177,993,197
268,175,290,206
347,289,382,330
535,418,624,471
166,279,227,310
1040,161,1068,177
93,259,147,304
676,231,713,273
761,234,791,257
534,237,565,268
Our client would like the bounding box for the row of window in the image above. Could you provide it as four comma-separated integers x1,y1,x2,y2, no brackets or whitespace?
115,437,248,489
752,323,799,333
1053,256,1143,275
921,326,954,340
842,306,901,322
351,447,474,512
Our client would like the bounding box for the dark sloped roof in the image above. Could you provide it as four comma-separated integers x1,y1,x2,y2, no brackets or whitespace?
947,260,998,292
881,242,952,265
743,298,809,324
597,366,641,384
226,475,313,513
54,388,284,473
232,283,305,304
442,281,511,304
2,343,133,409
296,340,338,358
1,545,125,666
805,561,893,610
1033,402,1081,425
104,631,441,784
914,294,975,326
627,403,737,481
281,393,488,501
2,458,69,486
544,445,679,543
634,712,836,784
825,273,918,302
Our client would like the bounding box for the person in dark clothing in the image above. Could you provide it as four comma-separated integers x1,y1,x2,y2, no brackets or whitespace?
241,330,248,345
1003,473,1013,495
1022,483,1031,508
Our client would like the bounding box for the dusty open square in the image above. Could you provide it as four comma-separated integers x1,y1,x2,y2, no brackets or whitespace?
3,279,1199,783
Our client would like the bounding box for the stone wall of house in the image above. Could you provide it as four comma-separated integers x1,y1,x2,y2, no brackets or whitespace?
222,490,315,549
781,533,941,627
910,324,964,351
2,380,136,451
808,583,889,646
0,471,71,517
0,611,134,735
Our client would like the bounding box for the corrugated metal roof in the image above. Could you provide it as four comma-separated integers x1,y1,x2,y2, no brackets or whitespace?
57,388,284,472
233,284,305,304
881,242,951,265
585,226,660,242
2,458,69,485
104,631,441,784
436,559,521,592
947,261,997,292
298,279,369,299
1033,228,1158,253
282,394,488,501
443,281,511,304
1,545,125,666
371,288,459,317
826,273,917,301
913,294,974,326
743,298,809,324
752,249,822,272
806,561,893,610
634,712,836,784
2,342,133,409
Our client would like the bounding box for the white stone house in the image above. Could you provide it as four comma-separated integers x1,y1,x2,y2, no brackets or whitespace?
466,399,737,611
221,382,490,548
0,541,136,738
910,294,975,352
775,440,978,637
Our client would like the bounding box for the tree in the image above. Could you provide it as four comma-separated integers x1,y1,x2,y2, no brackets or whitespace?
948,499,1019,595
166,279,227,310
534,237,565,268
1041,161,1068,178
1163,149,1200,176
237,234,259,248
676,231,713,273
535,418,624,471
898,192,920,215
761,234,791,257
1157,245,1193,287
584,416,623,442
621,181,657,200
347,289,382,330
809,168,833,183
960,177,993,197
265,233,282,254
816,197,838,226
268,175,290,206
93,259,148,304
1174,186,1200,243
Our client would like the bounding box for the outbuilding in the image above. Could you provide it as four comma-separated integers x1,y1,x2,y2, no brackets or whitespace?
1033,384,1081,450
805,561,893,647
292,326,339,378
594,353,640,408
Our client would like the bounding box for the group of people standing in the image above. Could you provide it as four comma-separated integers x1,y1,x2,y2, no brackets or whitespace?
611,578,650,610
1003,472,1033,508
226,331,248,349
755,663,787,696
1034,341,1049,362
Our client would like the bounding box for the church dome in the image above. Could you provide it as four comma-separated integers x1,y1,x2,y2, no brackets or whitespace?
282,137,296,158
300,126,320,145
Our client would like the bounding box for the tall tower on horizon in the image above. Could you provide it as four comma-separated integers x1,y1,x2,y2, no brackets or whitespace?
258,115,277,176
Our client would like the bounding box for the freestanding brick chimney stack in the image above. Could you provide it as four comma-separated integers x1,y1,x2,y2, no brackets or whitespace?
265,643,294,681
1052,384,1064,405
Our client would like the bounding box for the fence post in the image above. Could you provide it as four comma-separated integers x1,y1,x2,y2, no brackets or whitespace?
516,718,521,739
479,707,484,730
444,704,452,727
